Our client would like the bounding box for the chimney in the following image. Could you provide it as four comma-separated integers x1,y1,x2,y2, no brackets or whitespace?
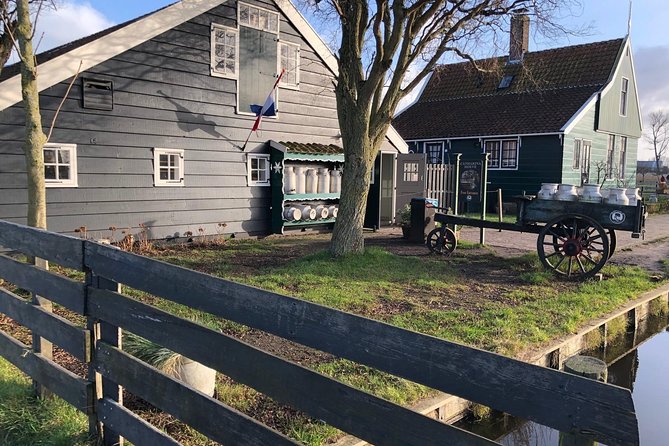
509,11,529,63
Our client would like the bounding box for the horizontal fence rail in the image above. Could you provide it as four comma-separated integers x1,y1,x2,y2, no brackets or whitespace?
0,219,640,446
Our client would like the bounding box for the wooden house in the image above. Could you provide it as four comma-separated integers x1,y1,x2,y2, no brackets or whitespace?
0,0,407,238
393,14,643,204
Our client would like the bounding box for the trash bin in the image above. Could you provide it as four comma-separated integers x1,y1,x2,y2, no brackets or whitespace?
409,198,436,244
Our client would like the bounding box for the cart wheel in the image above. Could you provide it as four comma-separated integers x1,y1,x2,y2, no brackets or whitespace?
607,229,617,259
537,214,609,280
427,227,457,256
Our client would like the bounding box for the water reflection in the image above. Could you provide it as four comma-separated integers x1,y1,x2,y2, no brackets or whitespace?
457,312,669,446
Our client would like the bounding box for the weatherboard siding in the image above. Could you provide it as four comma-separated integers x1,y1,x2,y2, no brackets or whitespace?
564,104,638,187
0,0,343,238
597,46,642,138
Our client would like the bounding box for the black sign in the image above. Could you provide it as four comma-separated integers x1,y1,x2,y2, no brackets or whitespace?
459,160,483,202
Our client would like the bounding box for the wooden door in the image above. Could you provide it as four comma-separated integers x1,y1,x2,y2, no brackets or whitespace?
395,153,426,217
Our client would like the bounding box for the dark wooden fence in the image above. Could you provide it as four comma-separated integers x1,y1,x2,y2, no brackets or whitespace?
0,219,639,446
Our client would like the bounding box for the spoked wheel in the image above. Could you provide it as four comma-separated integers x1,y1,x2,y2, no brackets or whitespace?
607,229,617,259
537,214,610,280
426,227,457,256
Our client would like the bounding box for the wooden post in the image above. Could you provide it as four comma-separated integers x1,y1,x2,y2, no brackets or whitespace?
559,355,608,445
479,153,489,245
497,189,503,231
31,257,53,399
88,273,124,446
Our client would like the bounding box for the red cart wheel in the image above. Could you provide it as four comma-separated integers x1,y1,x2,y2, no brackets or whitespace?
427,227,457,256
537,214,609,280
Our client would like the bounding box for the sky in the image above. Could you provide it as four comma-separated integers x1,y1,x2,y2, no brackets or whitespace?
24,0,669,159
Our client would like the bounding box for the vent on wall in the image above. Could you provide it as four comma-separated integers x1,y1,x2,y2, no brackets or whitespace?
82,79,113,110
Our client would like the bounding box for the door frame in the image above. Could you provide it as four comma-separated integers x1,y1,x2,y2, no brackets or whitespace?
379,151,397,225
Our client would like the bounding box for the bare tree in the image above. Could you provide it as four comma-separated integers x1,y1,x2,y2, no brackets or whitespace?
0,0,18,73
304,0,581,256
645,110,669,175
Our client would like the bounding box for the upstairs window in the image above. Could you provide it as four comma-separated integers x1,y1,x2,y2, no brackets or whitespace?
239,3,278,32
211,25,238,78
620,77,629,116
154,148,184,187
44,143,78,188
279,41,300,88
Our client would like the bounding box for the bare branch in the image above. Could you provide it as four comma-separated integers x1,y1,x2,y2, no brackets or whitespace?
46,60,82,144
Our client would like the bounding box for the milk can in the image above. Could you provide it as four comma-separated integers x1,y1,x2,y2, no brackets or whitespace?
554,184,578,201
306,169,318,194
625,187,642,206
328,205,338,218
298,204,317,220
537,183,558,200
294,166,307,194
317,168,331,194
606,188,630,206
330,169,342,194
283,206,302,221
315,205,329,219
284,166,296,195
579,184,603,203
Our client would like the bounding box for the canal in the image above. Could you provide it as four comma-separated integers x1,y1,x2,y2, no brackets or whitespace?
457,310,669,445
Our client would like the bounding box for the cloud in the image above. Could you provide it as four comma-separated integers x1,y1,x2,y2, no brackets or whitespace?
34,1,115,52
633,45,669,159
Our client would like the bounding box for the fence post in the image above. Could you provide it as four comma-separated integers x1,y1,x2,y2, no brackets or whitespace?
87,269,124,446
31,257,53,399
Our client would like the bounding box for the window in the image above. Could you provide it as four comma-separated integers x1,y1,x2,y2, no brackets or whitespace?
403,162,419,182
211,25,237,78
279,42,300,88
247,154,270,186
485,139,518,169
498,75,514,89
619,136,627,179
44,143,78,187
425,142,444,164
239,3,279,32
606,135,616,179
154,148,184,187
82,79,113,110
581,140,592,184
572,139,581,170
620,77,629,116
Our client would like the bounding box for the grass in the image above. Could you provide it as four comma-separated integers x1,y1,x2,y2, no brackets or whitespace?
0,358,91,446
0,234,665,446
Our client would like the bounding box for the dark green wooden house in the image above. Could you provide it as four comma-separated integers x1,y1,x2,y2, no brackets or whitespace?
393,14,642,204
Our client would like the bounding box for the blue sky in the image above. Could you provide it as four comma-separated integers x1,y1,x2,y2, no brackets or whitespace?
32,1,669,158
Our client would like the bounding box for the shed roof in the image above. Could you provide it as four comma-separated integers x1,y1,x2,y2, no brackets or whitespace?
393,38,625,140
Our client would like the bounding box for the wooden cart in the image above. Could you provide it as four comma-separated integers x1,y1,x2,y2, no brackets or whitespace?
427,196,647,280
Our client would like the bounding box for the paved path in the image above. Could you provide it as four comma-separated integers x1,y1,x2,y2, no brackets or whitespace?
458,213,669,273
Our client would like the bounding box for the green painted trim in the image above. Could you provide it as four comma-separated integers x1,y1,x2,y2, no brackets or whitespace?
284,193,340,201
285,153,345,162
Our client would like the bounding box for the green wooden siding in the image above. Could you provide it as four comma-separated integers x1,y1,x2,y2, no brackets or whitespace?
597,43,642,138
564,105,638,187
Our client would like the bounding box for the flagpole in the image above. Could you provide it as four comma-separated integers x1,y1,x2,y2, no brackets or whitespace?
240,69,286,151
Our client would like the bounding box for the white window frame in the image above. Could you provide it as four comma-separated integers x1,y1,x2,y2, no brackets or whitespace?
606,135,616,179
424,141,445,164
238,2,279,33
619,136,627,179
247,154,270,186
278,41,300,90
210,24,238,79
44,143,78,188
619,77,629,117
484,139,519,170
154,148,185,187
572,139,581,170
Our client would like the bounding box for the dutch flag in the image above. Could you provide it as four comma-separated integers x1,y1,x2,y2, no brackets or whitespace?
249,69,285,132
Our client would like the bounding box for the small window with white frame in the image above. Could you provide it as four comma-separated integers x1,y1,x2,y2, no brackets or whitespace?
572,139,581,170
247,154,270,186
239,3,279,32
279,41,300,88
154,148,184,187
44,143,78,187
211,24,238,78
484,139,519,170
620,77,629,116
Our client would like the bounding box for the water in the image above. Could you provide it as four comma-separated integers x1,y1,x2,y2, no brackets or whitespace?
457,312,669,445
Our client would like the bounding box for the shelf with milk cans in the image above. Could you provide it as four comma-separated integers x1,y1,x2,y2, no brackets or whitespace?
269,141,344,234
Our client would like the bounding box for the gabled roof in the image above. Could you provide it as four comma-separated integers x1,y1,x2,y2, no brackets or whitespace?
0,0,408,152
393,38,625,140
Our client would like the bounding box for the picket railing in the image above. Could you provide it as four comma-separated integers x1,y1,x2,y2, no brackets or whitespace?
426,159,459,211
0,219,639,446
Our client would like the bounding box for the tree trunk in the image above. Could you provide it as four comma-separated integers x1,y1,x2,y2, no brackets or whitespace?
16,0,47,229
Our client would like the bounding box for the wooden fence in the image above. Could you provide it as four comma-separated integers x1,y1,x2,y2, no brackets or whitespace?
0,219,639,446
426,158,459,211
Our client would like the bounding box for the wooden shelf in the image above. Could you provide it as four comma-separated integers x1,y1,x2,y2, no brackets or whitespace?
283,193,340,201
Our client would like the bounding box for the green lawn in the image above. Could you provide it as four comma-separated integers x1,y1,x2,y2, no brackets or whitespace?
0,234,665,445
